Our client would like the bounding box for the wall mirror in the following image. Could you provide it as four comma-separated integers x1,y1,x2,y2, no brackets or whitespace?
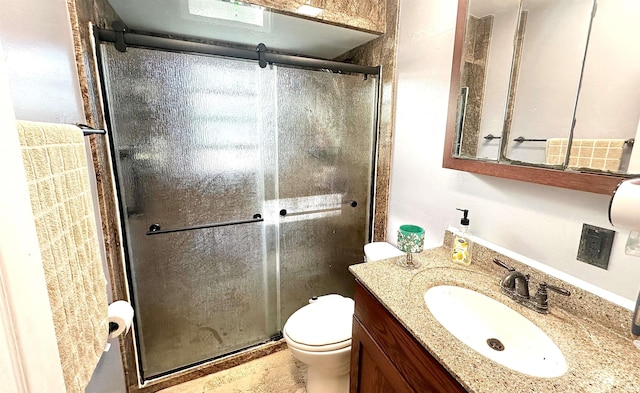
445,0,640,194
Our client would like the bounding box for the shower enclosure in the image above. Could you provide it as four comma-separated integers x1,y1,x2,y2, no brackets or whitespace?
97,31,379,380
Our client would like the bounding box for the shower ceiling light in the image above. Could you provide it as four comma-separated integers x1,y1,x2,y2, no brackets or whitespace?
188,0,264,26
296,4,324,17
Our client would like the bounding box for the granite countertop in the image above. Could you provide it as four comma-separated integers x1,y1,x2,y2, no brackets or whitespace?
349,241,640,393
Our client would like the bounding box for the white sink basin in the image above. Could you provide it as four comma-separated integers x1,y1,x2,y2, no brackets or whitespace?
424,285,567,378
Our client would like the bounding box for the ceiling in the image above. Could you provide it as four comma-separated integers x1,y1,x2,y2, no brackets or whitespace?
107,0,379,59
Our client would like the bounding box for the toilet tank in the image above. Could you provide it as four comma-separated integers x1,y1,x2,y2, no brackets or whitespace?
364,242,404,262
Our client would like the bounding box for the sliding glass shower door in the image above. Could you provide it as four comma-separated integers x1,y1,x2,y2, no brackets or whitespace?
99,40,378,380
101,45,278,378
274,67,377,322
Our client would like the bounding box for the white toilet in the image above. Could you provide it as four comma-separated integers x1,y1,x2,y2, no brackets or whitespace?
282,242,403,393
363,241,405,262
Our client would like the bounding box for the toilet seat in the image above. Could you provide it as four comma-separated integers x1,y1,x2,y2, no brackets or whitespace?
284,332,351,352
283,295,354,353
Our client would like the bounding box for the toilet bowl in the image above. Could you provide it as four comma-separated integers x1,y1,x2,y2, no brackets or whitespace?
283,294,354,393
283,243,402,393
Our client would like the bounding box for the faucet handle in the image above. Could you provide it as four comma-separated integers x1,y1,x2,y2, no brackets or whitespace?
493,258,515,271
538,282,571,297
531,282,570,313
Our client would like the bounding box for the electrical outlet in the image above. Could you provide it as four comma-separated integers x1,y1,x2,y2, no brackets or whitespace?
577,224,615,269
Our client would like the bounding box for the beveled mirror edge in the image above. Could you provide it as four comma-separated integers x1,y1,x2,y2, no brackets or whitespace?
442,0,626,196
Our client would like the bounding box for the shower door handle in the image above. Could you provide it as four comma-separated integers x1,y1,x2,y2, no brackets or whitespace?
278,200,358,217
146,214,264,235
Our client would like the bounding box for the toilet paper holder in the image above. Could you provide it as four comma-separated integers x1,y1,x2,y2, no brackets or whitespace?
107,300,134,339
608,178,640,256
608,178,640,340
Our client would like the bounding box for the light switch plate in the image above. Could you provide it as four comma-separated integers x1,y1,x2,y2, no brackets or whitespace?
577,224,615,269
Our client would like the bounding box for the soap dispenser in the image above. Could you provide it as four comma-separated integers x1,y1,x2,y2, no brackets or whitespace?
451,208,472,266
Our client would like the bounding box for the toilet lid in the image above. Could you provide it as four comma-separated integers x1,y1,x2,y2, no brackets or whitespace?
283,296,354,347
364,242,405,261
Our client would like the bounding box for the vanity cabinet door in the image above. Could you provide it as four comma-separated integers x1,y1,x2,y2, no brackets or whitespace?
350,318,414,393
351,281,467,393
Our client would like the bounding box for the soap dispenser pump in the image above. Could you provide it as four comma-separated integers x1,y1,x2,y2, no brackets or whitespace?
451,208,472,266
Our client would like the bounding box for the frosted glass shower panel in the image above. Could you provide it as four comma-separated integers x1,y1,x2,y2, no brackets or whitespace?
101,45,265,228
274,66,378,322
100,45,276,377
125,222,270,377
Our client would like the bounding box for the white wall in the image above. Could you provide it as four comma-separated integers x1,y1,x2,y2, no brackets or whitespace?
390,0,640,302
573,0,640,140
0,0,84,122
0,38,67,393
507,0,594,163
0,0,127,392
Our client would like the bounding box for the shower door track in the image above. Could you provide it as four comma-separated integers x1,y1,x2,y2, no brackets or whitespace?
94,28,381,76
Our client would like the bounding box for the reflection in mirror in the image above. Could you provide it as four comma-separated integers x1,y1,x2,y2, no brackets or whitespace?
444,0,629,195
505,0,595,165
455,0,521,161
570,0,640,175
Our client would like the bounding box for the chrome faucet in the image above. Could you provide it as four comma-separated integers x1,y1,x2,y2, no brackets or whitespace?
493,259,570,314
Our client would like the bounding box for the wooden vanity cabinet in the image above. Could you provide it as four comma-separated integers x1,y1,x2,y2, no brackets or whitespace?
350,281,467,393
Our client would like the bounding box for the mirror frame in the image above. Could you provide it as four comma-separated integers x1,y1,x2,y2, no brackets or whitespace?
443,0,626,195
